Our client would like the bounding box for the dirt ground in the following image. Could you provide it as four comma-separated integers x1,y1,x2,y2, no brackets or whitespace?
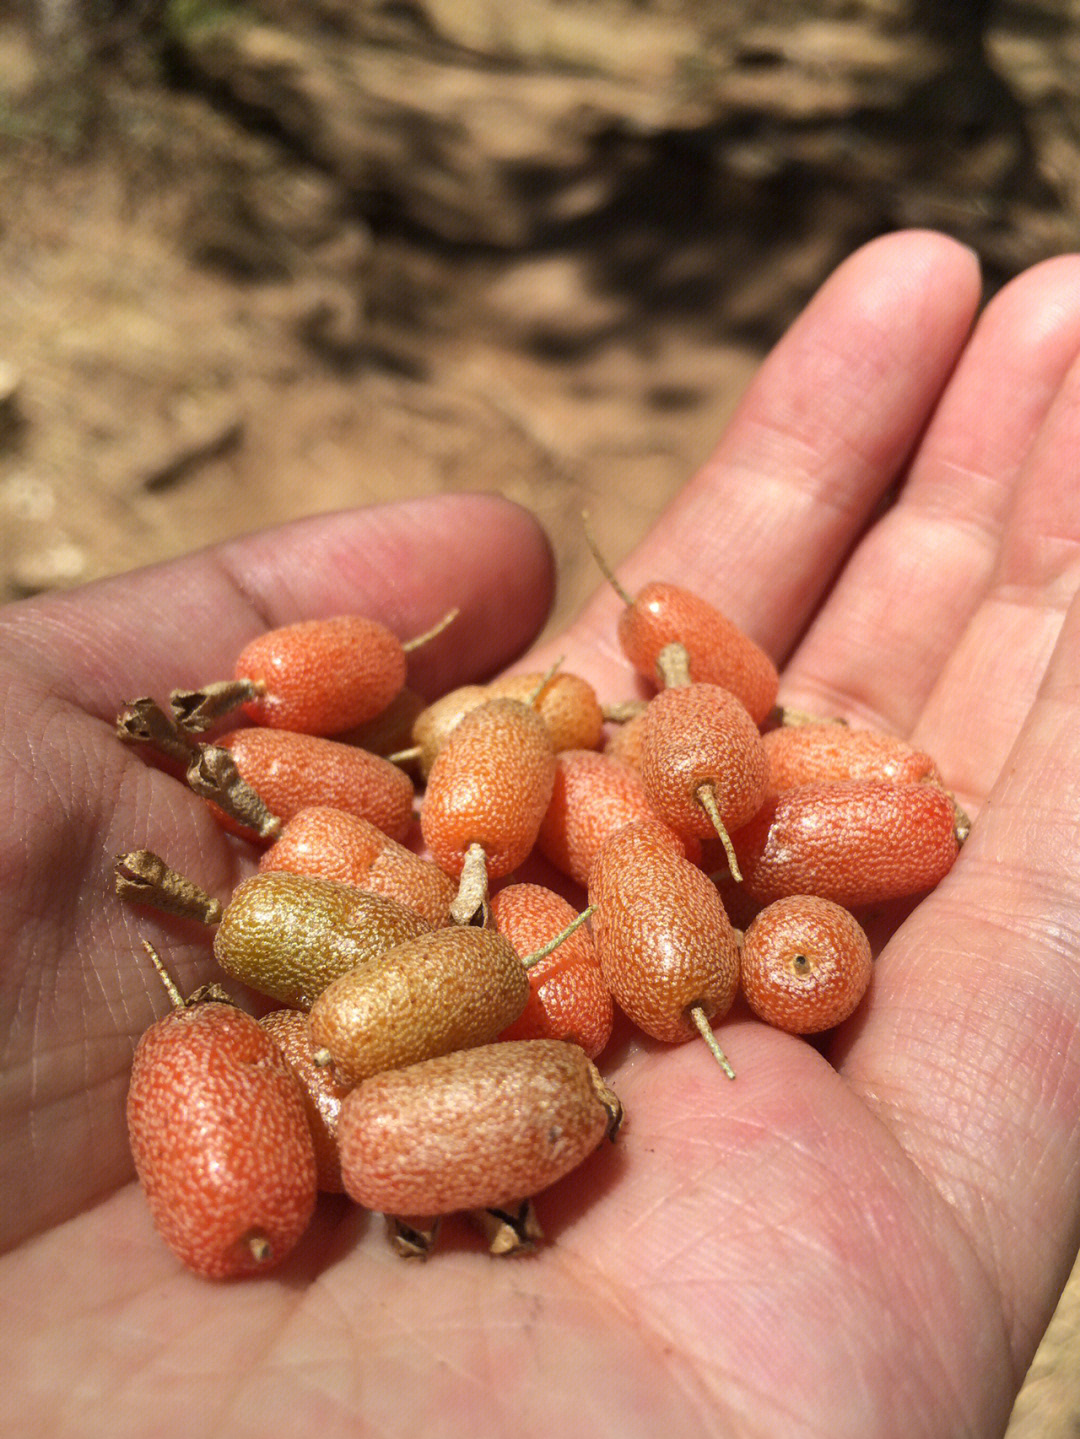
2,10,1080,1433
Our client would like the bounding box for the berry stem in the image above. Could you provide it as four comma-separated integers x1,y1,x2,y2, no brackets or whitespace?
582,510,634,608
689,1005,736,1079
696,782,743,883
521,905,596,970
185,744,282,840
656,642,692,689
115,697,197,764
401,607,460,653
142,940,186,1009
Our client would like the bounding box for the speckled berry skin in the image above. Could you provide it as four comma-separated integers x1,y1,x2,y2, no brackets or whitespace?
488,671,605,752
420,697,556,878
740,895,873,1033
618,582,779,724
126,1000,317,1278
763,723,939,792
216,726,415,843
259,806,455,928
236,615,407,735
307,928,530,1086
537,748,697,887
214,871,432,1009
732,780,962,908
491,882,613,1058
589,821,740,1044
640,684,769,840
260,1008,351,1192
337,1040,621,1216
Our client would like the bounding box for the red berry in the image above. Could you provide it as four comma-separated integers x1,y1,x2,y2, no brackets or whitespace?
126,998,317,1278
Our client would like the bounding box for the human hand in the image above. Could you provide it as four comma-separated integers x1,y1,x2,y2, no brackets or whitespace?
3,229,1079,1439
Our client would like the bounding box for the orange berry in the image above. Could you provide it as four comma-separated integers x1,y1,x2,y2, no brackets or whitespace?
640,684,769,842
740,895,872,1033
618,582,779,724
259,806,454,927
488,671,605,752
236,615,407,735
588,820,739,1051
604,709,647,770
420,697,556,879
126,996,317,1277
763,722,939,792
216,727,415,843
260,1008,351,1192
410,685,490,778
491,882,613,1058
537,748,699,887
732,780,963,909
337,1040,621,1218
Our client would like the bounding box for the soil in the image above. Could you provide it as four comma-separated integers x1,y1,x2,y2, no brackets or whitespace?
2,7,1079,1432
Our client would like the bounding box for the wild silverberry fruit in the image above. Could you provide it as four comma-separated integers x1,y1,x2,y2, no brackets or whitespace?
491,882,613,1058
740,895,873,1033
762,722,939,792
337,1039,622,1222
589,820,740,1075
732,779,964,909
259,806,455,928
306,927,531,1086
126,946,317,1278
213,871,432,1009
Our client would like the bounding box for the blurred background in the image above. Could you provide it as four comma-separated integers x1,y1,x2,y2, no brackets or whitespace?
1,1,1079,1428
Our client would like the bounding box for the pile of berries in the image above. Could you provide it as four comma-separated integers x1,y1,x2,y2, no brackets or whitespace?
116,541,966,1278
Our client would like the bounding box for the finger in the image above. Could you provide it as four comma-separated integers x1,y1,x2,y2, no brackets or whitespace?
527,230,983,698
776,254,1080,734
839,578,1080,1374
910,338,1080,810
0,493,555,718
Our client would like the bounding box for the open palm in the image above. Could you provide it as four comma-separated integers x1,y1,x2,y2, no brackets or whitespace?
4,231,1080,1439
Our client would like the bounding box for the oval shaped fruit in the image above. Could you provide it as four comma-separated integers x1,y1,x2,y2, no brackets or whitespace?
588,820,740,1045
215,727,415,843
307,927,530,1086
732,780,963,908
763,722,939,792
127,998,317,1278
236,614,407,735
260,1008,351,1192
491,882,613,1058
618,581,779,724
488,671,605,752
639,683,769,841
537,748,698,888
337,1040,622,1216
214,871,432,1008
420,697,557,878
740,895,873,1033
259,806,455,927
